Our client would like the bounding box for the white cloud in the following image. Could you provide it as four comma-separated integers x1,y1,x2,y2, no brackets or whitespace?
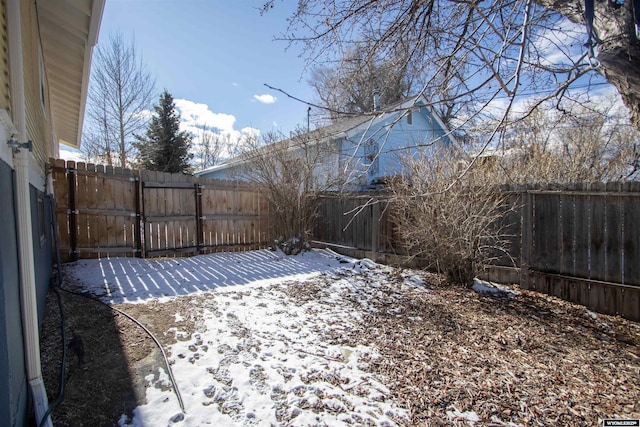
174,99,259,166
174,99,237,132
532,19,585,68
253,94,277,104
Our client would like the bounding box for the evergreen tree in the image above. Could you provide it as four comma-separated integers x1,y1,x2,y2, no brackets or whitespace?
135,90,193,173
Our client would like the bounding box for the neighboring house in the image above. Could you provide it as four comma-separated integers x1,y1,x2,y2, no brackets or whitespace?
196,94,455,189
0,1,103,425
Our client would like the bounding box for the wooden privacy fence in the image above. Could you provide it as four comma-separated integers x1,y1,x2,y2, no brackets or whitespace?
511,182,640,321
51,159,270,262
313,183,640,321
313,193,395,254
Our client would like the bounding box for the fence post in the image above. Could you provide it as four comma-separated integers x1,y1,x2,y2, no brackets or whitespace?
140,177,147,258
67,161,77,262
134,170,143,258
371,200,379,261
520,185,532,288
195,182,203,253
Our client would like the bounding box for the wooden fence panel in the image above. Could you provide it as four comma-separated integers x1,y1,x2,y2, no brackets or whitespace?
52,161,269,259
624,183,640,284
58,161,139,260
142,183,198,257
532,192,561,274
313,194,387,252
200,181,265,252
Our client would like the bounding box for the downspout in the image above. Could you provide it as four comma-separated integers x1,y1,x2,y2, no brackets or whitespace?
6,0,52,425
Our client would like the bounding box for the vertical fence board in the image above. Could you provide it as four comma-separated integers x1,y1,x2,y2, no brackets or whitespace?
590,183,606,281
605,194,623,283
533,193,560,273
560,193,576,276
624,187,640,284
573,185,590,279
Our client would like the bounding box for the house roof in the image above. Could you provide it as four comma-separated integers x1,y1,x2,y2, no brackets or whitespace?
38,0,105,149
196,93,452,176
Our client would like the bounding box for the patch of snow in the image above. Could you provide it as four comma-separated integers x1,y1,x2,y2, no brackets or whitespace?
586,310,598,320
446,406,480,424
472,278,519,298
70,249,410,426
64,249,357,304
405,275,425,287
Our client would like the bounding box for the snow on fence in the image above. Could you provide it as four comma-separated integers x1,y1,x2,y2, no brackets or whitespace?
313,183,640,321
51,159,270,262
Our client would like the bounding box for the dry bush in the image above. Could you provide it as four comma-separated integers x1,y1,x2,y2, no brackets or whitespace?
237,128,341,252
389,148,516,284
484,100,640,184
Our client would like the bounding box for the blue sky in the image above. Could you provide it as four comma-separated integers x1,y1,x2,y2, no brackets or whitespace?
64,0,317,161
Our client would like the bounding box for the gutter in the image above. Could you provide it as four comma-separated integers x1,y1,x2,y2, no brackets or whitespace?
7,0,52,425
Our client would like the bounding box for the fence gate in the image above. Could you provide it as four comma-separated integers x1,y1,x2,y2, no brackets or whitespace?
141,181,200,257
52,159,141,262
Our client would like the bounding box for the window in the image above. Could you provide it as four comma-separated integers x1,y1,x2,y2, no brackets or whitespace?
364,139,380,177
406,110,413,125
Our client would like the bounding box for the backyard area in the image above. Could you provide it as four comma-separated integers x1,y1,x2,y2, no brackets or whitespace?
40,249,640,426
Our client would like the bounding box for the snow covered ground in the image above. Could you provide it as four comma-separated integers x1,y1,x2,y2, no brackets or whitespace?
65,249,414,426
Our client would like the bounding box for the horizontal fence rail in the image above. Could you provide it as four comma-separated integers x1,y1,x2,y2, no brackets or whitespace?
51,159,270,262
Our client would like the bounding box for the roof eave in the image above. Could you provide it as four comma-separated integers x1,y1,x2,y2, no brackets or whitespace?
42,0,105,150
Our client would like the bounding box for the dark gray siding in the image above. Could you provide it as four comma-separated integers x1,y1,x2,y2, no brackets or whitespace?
30,186,52,324
0,159,28,427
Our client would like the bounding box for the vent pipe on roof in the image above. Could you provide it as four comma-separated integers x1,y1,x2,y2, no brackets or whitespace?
373,90,380,112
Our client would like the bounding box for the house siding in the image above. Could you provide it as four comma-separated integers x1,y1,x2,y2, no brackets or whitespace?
0,158,28,427
0,0,10,114
21,0,50,169
31,185,52,322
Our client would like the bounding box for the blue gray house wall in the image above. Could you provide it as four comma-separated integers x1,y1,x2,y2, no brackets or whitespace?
0,157,54,426
31,185,53,321
197,101,453,189
0,158,28,427
340,107,450,186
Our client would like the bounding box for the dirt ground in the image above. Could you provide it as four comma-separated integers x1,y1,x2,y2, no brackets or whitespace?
40,267,640,426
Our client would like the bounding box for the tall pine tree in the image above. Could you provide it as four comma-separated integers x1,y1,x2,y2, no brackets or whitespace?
135,90,193,173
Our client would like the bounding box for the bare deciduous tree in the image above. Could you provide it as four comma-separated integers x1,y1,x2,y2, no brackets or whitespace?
264,0,640,134
195,123,224,170
309,46,414,120
83,32,156,167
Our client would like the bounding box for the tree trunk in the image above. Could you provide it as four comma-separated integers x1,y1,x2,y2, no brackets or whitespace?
536,0,640,129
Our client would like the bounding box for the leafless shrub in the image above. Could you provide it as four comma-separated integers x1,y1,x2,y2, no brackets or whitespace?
236,128,341,252
475,98,640,183
389,147,516,284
